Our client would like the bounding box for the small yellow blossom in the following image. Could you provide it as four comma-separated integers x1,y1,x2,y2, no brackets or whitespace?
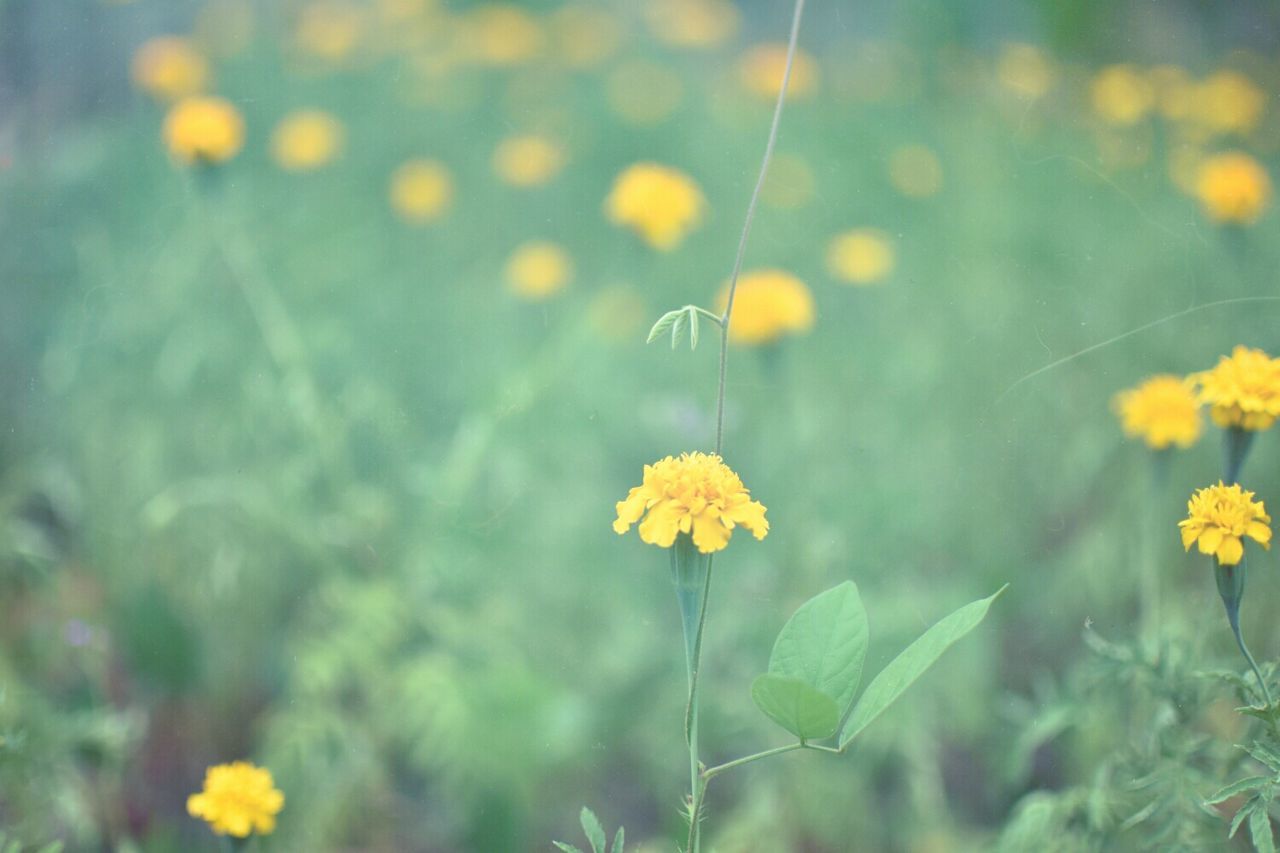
614,452,768,554
295,1,364,61
505,241,572,300
888,145,943,198
718,269,814,346
131,37,210,101
270,110,343,171
996,42,1053,100
1192,70,1265,136
643,0,739,48
606,61,684,126
389,160,453,223
826,229,894,285
187,761,284,838
1179,482,1271,567
462,4,543,66
738,43,819,100
1194,345,1280,431
1090,64,1154,125
1195,151,1271,224
605,163,705,251
493,135,564,187
1112,375,1202,450
162,96,244,165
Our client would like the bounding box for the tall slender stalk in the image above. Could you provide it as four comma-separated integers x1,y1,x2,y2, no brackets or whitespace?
684,2,807,850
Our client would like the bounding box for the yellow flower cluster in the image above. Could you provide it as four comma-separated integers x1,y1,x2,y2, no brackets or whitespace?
1112,375,1202,450
131,36,210,101
389,160,454,223
270,110,344,171
826,229,894,285
614,452,768,554
187,761,284,838
1179,482,1271,567
605,163,705,251
505,241,572,300
737,44,819,100
1194,345,1280,431
163,96,245,165
719,270,814,346
1195,151,1271,224
1090,65,1155,125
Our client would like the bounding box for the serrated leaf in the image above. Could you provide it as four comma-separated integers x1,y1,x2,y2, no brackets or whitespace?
1208,776,1271,805
580,807,606,853
1248,742,1280,772
1232,799,1258,839
611,827,624,853
646,310,682,345
1253,804,1276,853
768,582,868,718
750,673,839,739
840,584,1007,748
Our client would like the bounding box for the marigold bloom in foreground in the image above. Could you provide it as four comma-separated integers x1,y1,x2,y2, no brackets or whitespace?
1195,151,1271,225
505,241,572,300
826,228,895,285
187,761,284,838
389,160,453,223
717,269,814,346
614,453,768,554
131,36,210,101
1112,375,1202,450
270,110,343,171
605,163,705,250
1194,345,1280,431
1179,482,1271,567
162,96,244,165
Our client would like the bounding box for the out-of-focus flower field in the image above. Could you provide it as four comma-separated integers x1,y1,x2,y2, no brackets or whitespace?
4,0,1280,850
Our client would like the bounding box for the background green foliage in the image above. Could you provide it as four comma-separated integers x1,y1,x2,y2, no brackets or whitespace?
3,0,1280,849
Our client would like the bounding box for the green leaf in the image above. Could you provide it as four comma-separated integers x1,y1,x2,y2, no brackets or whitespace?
751,673,839,740
1208,776,1272,805
646,309,682,345
1231,799,1257,839
553,843,585,853
580,807,606,853
1253,803,1276,853
839,584,1007,748
768,581,868,718
610,827,625,853
670,310,687,350
687,307,700,350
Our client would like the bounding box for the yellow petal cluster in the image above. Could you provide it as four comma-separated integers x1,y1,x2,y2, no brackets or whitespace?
614,452,768,554
826,229,895,285
1195,151,1271,225
131,37,210,101
493,135,565,187
270,110,344,171
605,163,705,250
389,160,453,223
718,269,814,346
738,44,820,100
1179,481,1271,567
1090,64,1154,125
1194,345,1280,430
643,0,739,49
1112,375,1202,450
187,761,284,838
162,96,245,165
462,4,544,66
505,241,572,300
996,43,1053,100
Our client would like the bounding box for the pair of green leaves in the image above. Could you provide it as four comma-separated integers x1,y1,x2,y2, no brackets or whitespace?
553,807,623,853
750,581,1007,747
1207,739,1280,853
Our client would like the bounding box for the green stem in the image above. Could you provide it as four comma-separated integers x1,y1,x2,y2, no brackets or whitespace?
1216,558,1273,707
702,743,805,781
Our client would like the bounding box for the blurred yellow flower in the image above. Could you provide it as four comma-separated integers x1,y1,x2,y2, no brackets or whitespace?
187,761,284,838
605,163,705,251
718,269,814,346
738,43,819,100
295,1,364,61
493,135,564,187
1194,345,1280,431
270,110,343,171
1195,151,1271,224
888,144,943,198
131,37,210,101
1179,481,1271,567
826,229,894,285
606,61,684,126
1193,70,1265,136
1112,375,1202,450
643,0,739,48
760,153,814,209
162,96,244,165
550,4,620,69
1148,64,1195,121
614,452,768,554
390,160,453,223
1090,64,1154,125
996,42,1053,99
463,4,543,66
505,241,572,300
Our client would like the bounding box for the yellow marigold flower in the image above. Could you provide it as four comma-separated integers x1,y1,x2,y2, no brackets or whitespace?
1194,345,1280,430
131,36,210,102
606,61,684,126
1192,70,1265,136
389,160,453,223
1112,374,1202,450
270,110,343,172
738,43,819,100
493,135,564,187
996,42,1053,100
717,269,814,346
614,452,768,554
1090,64,1154,125
826,228,894,285
462,4,544,66
295,1,364,61
605,163,705,250
1195,151,1271,224
1179,482,1271,567
505,241,572,300
162,96,244,165
888,144,943,198
187,761,284,838
644,0,739,48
